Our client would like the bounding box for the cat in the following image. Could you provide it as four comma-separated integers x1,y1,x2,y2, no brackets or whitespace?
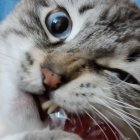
0,0,140,140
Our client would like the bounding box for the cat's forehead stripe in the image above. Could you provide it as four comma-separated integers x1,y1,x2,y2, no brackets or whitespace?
79,4,95,14
1,28,26,39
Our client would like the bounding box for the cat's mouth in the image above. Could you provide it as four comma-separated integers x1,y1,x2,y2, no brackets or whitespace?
31,92,120,140
30,67,121,140
31,90,61,121
31,87,61,122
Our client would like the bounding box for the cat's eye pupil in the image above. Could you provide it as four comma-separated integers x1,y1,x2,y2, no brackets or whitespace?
46,10,72,40
51,16,69,34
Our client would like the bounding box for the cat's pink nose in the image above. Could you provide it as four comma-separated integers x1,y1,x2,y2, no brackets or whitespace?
41,68,61,89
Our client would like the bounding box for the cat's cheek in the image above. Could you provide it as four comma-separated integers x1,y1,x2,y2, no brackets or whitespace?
2,90,44,132
19,50,45,94
53,73,112,113
19,68,44,94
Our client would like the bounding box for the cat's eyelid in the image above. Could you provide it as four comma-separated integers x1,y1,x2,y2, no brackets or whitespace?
39,6,85,43
39,6,60,43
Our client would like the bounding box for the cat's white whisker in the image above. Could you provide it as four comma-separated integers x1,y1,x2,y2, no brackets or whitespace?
106,104,140,130
104,98,140,124
108,100,140,110
75,111,83,128
89,104,127,140
101,103,140,139
116,111,140,129
112,105,140,122
117,112,140,139
103,96,140,110
84,110,109,140
87,104,119,140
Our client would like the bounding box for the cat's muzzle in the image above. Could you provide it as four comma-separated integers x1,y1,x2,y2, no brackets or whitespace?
32,66,62,122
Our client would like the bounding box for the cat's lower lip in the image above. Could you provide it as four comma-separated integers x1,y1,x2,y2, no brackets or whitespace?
27,92,121,140
32,93,50,122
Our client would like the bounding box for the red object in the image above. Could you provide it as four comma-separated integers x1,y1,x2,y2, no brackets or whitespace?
64,114,120,140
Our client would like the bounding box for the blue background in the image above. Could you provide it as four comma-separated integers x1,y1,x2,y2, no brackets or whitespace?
0,0,140,21
0,0,20,21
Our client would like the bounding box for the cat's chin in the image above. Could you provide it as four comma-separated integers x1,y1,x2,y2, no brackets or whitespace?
25,92,120,140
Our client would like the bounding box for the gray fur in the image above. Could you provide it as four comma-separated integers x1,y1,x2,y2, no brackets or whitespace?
0,0,140,140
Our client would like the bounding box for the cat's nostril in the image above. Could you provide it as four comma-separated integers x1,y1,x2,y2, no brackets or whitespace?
41,68,61,89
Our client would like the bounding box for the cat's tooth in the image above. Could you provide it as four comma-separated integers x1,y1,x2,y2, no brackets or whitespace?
42,100,58,114
47,104,58,114
42,100,54,110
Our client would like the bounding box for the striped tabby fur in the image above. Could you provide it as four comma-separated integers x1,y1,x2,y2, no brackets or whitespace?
0,0,140,140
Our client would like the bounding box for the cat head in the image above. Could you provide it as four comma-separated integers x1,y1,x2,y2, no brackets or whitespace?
1,0,140,138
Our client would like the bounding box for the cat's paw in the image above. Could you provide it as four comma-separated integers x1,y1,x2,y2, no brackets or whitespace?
24,130,82,140
57,131,82,140
1,130,82,140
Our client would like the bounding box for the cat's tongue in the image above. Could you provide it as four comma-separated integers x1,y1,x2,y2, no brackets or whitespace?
64,114,121,140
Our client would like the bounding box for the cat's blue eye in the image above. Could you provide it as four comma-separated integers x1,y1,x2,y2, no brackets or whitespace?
45,10,72,40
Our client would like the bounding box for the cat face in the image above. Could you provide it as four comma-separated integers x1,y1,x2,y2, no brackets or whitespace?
1,0,140,139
